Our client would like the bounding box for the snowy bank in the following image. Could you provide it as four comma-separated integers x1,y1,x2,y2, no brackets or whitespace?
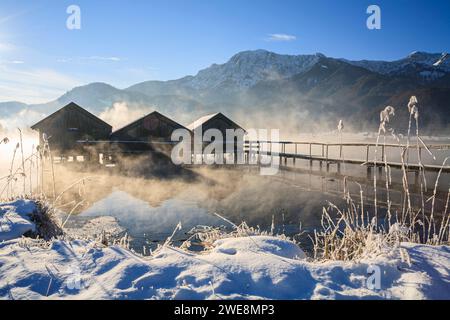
0,200,449,300
0,200,37,241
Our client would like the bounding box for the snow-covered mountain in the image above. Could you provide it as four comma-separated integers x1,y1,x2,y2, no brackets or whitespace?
187,49,322,89
126,50,323,95
1,49,450,133
344,51,450,81
127,50,450,96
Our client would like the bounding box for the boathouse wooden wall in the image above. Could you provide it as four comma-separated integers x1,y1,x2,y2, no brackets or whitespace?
30,102,112,153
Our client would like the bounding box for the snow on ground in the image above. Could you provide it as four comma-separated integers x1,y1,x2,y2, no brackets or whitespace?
0,200,449,300
60,215,125,241
0,200,37,241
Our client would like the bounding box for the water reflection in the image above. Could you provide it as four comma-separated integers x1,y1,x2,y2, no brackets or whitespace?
62,165,448,254
75,169,349,253
81,190,224,251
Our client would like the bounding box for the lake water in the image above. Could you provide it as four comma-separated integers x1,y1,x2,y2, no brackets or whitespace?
63,162,449,254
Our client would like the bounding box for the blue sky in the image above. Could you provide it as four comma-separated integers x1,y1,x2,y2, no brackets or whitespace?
0,0,449,103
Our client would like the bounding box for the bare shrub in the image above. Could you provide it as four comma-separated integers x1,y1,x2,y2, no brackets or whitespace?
313,96,449,261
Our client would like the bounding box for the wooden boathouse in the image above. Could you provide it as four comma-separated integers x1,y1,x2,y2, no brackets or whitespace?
110,111,189,155
187,112,246,162
31,103,449,176
30,102,112,157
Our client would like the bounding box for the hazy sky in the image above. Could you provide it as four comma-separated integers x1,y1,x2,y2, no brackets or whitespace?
0,0,449,103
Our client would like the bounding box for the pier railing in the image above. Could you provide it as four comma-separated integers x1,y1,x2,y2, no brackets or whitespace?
244,140,450,173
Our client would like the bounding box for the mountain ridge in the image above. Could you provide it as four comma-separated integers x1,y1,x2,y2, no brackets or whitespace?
1,49,449,134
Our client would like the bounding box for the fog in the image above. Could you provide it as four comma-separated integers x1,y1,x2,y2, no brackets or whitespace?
1,117,449,254
38,162,342,252
99,102,154,131
1,94,449,252
0,127,39,197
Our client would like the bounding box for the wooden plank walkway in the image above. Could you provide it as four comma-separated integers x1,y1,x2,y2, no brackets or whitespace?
245,140,450,173
75,139,450,173
257,151,449,172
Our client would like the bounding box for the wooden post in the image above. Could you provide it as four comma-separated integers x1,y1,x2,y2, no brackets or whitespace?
339,145,343,158
279,142,282,164
309,143,312,158
294,144,297,164
271,142,274,164
257,141,261,164
414,170,419,191
366,145,370,163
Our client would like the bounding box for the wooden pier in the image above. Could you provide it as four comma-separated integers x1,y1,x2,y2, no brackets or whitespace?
75,139,450,174
244,140,450,173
